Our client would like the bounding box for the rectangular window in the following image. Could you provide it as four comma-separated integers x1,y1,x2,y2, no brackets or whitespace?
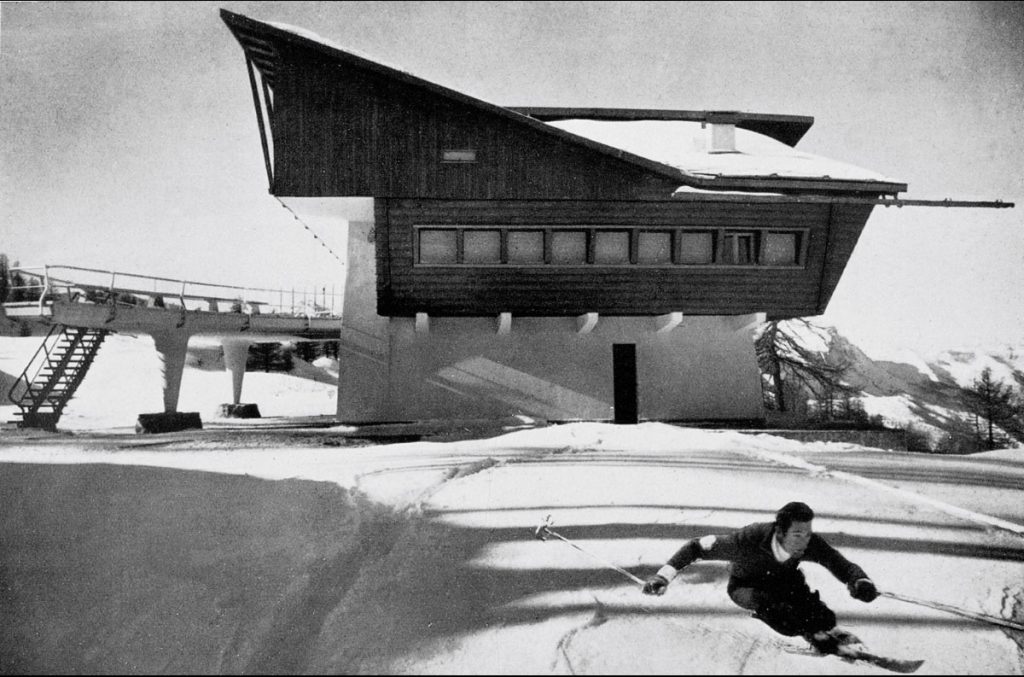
418,229,458,264
507,230,545,264
637,231,672,264
722,231,757,265
551,231,588,264
679,231,715,264
441,149,476,163
594,230,630,264
463,229,501,264
413,225,804,269
762,231,800,266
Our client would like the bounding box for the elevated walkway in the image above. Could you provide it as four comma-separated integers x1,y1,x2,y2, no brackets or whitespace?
3,265,348,431
4,264,344,338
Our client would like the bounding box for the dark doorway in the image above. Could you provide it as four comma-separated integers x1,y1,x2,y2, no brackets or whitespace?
612,343,638,424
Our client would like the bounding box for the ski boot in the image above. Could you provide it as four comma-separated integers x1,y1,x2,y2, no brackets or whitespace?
805,627,866,656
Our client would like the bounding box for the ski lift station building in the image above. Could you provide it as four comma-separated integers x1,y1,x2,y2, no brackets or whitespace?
221,10,907,425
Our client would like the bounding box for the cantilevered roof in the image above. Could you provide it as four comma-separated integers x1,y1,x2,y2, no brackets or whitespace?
511,107,815,147
221,9,906,195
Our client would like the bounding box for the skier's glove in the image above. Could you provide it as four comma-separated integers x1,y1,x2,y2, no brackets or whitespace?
642,574,669,596
848,578,879,602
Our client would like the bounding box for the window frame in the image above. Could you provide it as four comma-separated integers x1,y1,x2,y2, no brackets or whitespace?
412,225,809,269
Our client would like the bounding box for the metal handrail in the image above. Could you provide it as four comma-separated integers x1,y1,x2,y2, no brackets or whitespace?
7,324,60,410
5,264,343,317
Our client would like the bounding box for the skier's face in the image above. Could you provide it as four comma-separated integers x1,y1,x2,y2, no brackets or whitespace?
780,520,813,556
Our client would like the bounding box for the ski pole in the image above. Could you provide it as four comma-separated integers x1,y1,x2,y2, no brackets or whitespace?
879,591,1024,632
533,514,646,586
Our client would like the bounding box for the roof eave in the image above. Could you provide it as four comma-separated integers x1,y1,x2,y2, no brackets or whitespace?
682,175,907,195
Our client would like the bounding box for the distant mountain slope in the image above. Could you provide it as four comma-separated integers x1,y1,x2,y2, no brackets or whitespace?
823,328,1023,450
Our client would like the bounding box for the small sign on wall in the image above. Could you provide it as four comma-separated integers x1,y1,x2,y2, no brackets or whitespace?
442,149,477,163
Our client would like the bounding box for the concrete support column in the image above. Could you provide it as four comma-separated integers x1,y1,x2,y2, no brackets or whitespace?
138,331,202,433
222,338,252,405
151,331,190,413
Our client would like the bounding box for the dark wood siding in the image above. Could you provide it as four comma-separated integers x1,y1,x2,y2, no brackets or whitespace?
269,44,679,200
376,199,872,318
815,203,876,313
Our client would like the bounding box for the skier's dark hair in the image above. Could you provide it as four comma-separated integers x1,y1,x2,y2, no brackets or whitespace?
775,502,814,533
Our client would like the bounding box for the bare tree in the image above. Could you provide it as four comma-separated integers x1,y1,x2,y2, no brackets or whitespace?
755,318,852,415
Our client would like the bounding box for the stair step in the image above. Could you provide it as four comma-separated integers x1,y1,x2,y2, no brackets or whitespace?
13,326,106,430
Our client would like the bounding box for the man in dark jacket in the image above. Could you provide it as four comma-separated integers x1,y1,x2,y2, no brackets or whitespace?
642,501,879,654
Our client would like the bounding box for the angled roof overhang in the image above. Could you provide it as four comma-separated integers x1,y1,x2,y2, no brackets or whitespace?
221,9,906,197
509,107,815,147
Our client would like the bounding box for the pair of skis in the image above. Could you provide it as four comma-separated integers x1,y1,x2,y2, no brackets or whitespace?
835,649,925,674
784,641,925,673
534,515,1020,674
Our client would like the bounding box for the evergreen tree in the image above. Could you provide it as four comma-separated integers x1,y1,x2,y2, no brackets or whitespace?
295,341,318,362
9,260,27,302
0,253,9,303
962,367,1017,450
248,343,277,372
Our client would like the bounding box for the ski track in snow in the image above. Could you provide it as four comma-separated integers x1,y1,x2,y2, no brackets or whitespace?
2,378,1023,675
741,447,1024,537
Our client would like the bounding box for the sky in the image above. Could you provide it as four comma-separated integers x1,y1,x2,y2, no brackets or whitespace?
1,1,1022,356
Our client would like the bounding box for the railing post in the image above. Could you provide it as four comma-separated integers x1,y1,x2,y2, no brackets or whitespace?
37,265,51,313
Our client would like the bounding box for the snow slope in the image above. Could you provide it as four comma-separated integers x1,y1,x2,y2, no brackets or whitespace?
1,421,1022,674
1,333,1023,674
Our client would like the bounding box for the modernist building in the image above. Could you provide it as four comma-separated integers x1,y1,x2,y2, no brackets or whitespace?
222,10,907,424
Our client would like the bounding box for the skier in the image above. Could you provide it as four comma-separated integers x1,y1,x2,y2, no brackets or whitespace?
642,501,879,655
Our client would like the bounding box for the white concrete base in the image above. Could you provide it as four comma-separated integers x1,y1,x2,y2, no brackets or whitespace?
334,314,765,423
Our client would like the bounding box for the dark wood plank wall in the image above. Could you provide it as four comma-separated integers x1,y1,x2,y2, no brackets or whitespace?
259,40,877,319
815,203,876,313
271,45,680,200
376,199,870,318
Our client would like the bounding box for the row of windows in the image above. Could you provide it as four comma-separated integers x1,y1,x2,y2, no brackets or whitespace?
414,227,807,267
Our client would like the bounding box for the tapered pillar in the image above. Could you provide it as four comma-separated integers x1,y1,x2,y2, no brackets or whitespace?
136,331,201,433
152,331,190,413
218,338,261,418
222,338,251,405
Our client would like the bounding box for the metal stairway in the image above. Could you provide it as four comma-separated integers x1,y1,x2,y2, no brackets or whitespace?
7,325,109,430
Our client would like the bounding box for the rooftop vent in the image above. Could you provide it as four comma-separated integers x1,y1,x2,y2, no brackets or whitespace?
706,112,740,153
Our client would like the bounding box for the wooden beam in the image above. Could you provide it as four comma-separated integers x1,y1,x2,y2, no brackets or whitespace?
244,56,274,189
672,191,1013,209
726,312,766,333
496,312,512,335
654,312,683,333
576,312,598,334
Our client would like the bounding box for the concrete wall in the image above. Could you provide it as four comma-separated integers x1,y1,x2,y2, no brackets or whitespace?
376,314,764,422
285,197,765,423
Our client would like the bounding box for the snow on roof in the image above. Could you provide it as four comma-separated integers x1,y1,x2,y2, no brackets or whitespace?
546,119,903,184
